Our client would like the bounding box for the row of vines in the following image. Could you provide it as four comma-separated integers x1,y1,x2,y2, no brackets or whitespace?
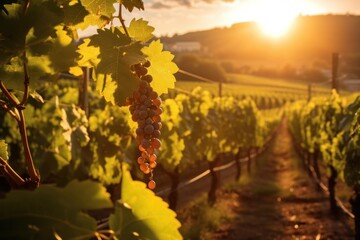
286,92,360,239
159,87,282,209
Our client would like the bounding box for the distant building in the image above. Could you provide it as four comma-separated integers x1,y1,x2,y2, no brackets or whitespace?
164,41,203,53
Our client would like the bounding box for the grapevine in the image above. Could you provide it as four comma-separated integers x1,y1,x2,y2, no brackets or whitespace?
0,0,182,239
127,61,163,189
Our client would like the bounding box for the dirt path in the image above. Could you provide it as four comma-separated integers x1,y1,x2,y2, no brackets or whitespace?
211,119,354,240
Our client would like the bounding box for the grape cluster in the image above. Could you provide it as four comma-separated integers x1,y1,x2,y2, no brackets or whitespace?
127,61,162,190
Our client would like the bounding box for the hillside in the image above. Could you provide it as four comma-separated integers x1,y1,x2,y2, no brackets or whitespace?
162,15,360,62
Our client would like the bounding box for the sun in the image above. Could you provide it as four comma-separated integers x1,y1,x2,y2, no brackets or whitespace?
252,0,300,38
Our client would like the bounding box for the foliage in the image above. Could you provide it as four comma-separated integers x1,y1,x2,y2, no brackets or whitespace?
159,87,281,174
287,93,360,189
110,168,182,240
0,180,113,239
0,0,182,239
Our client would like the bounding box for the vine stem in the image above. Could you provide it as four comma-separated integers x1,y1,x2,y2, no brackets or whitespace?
20,52,30,106
0,81,19,107
18,109,39,185
0,52,40,188
23,0,30,15
118,3,130,37
0,157,25,187
0,100,20,121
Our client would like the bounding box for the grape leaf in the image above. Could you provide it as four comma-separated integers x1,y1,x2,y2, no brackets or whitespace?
96,73,117,104
48,26,78,72
121,0,144,12
0,1,63,65
74,13,110,31
82,0,117,18
0,140,8,161
76,38,100,67
25,0,64,41
127,18,154,43
142,40,178,95
90,28,145,105
0,54,54,90
0,180,113,239
0,4,27,65
109,168,182,240
63,1,89,26
0,0,18,15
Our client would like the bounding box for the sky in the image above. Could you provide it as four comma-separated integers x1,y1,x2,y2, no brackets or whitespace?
122,0,360,36
77,0,360,38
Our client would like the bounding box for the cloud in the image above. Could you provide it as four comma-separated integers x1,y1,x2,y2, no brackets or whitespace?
147,0,235,9
150,2,172,9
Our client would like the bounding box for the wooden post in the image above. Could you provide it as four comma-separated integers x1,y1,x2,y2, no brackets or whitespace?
350,188,360,240
79,67,89,117
328,165,338,215
218,82,222,97
208,155,220,205
332,53,339,92
168,167,180,211
234,148,242,181
307,84,312,102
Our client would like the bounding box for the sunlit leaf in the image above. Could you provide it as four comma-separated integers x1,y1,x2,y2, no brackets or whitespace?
82,0,117,18
109,168,182,240
90,28,145,105
48,26,78,72
0,140,8,161
76,38,100,68
29,90,44,103
74,13,110,31
142,40,178,95
127,18,154,43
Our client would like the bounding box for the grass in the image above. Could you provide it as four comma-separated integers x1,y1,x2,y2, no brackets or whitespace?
174,73,332,100
178,149,283,240
178,193,236,240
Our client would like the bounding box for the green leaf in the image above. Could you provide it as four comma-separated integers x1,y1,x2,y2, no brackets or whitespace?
29,90,44,103
48,26,79,72
63,1,89,26
109,168,182,240
90,28,145,105
0,140,8,161
96,73,117,104
121,0,144,12
74,13,110,31
0,180,113,239
0,54,54,90
82,0,117,18
0,0,17,15
76,38,100,67
0,4,27,65
142,40,178,95
128,18,154,43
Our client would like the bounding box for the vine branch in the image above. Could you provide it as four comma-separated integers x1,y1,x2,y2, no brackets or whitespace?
0,100,20,122
0,81,19,107
20,53,30,106
23,0,30,15
118,3,130,37
0,156,25,188
18,110,39,186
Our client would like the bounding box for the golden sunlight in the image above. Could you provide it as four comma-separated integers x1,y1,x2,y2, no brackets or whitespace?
252,0,300,38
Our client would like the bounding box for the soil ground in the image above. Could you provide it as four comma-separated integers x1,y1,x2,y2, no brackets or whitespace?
187,119,355,240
